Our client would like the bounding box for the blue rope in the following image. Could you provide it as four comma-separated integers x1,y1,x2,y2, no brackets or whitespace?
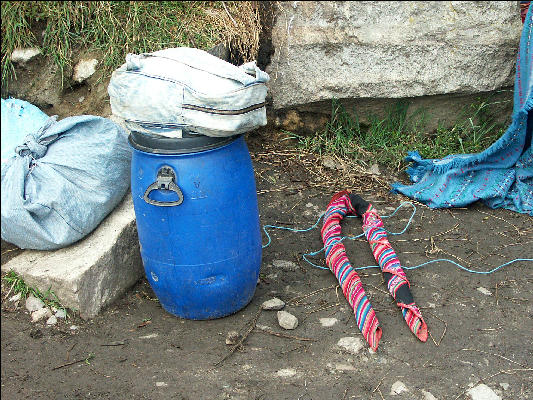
261,202,532,274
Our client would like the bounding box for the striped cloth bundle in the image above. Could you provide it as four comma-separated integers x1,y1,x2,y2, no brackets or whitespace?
321,191,427,350
362,204,428,342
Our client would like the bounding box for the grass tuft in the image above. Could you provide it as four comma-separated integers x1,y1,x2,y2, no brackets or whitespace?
2,270,68,316
1,1,261,89
287,97,506,170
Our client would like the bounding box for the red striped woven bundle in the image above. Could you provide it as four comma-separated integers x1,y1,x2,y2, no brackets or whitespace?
321,192,382,350
321,191,427,350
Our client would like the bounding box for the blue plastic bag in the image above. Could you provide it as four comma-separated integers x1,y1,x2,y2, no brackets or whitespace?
1,98,50,166
1,111,131,250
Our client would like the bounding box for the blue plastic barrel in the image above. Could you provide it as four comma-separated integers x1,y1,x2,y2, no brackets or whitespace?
129,132,262,319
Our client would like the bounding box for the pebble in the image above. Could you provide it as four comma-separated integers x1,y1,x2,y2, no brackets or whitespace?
369,163,381,175
70,325,79,331
499,383,509,391
322,156,337,170
46,315,58,326
272,260,298,270
73,58,98,83
334,363,356,371
319,317,338,327
11,47,41,63
276,368,297,378
155,382,168,387
262,298,285,310
9,293,22,303
139,333,159,339
390,381,409,395
31,307,52,322
477,287,492,296
55,309,67,319
277,310,298,330
26,295,45,313
337,337,363,355
466,384,501,400
225,331,241,345
422,390,438,400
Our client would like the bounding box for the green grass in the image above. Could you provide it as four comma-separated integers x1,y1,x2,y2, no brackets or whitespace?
2,270,68,316
1,1,257,89
287,97,507,170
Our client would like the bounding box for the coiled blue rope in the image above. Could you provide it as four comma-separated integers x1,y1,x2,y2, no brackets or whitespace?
262,202,532,274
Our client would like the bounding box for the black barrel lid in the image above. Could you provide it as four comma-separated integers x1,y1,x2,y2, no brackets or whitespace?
129,130,239,154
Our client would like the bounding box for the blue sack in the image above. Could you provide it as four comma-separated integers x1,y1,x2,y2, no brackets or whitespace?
1,112,131,250
1,98,50,166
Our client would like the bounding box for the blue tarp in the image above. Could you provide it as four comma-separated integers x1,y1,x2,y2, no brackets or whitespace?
392,7,533,215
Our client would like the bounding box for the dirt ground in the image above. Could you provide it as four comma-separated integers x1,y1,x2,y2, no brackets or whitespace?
1,64,533,400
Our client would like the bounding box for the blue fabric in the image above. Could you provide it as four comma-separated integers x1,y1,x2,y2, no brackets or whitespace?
1,114,131,250
392,7,533,215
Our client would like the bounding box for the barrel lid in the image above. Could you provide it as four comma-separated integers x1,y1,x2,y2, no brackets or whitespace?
128,130,239,154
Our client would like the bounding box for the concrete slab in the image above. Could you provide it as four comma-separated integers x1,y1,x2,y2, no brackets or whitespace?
1,193,143,319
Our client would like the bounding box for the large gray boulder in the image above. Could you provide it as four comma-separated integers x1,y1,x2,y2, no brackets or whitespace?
266,1,522,130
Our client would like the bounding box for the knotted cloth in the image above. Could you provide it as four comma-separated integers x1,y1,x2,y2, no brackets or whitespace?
321,191,427,350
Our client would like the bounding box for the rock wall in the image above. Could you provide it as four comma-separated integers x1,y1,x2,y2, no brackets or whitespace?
265,1,523,131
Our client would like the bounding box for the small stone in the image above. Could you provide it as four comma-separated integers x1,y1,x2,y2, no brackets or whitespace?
262,298,285,310
55,309,67,319
335,363,356,371
466,384,501,400
11,48,41,63
477,287,492,296
427,302,436,308
499,383,509,391
369,163,381,175
272,260,298,270
225,331,241,345
26,295,45,312
139,333,159,339
78,96,85,103
155,382,168,387
337,337,364,355
73,58,98,83
319,317,338,327
46,315,58,326
9,293,22,303
390,381,409,395
70,325,79,331
276,368,297,377
422,390,438,400
31,307,52,322
322,156,337,170
277,310,298,330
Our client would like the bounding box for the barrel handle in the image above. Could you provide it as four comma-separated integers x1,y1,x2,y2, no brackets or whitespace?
144,166,184,207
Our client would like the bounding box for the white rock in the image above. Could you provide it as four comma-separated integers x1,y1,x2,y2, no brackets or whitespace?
139,333,159,339
73,58,98,83
70,325,79,330
390,381,409,396
272,260,298,270
31,307,52,322
319,317,338,327
9,293,22,302
466,384,501,400
55,309,67,319
477,287,492,296
225,331,240,345
322,156,337,170
26,295,45,312
369,164,381,175
422,390,438,400
155,382,168,387
337,337,364,355
78,96,85,103
335,363,356,371
262,297,286,310
499,383,509,391
277,310,298,330
46,315,58,326
11,48,41,63
276,368,297,377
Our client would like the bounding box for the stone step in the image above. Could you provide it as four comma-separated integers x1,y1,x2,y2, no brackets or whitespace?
1,194,143,319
